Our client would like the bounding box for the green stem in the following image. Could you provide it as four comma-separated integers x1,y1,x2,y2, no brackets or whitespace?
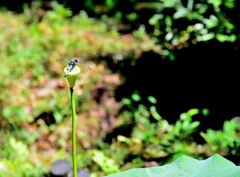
70,87,77,177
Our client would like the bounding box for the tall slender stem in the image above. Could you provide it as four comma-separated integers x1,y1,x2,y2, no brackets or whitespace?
70,87,77,177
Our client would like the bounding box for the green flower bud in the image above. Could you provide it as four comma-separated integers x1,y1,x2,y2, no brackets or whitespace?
64,66,81,88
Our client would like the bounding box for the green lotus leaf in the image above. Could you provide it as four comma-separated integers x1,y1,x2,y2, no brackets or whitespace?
105,154,240,177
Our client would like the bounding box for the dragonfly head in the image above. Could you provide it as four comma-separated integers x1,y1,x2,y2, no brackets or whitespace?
68,59,79,66
73,59,79,64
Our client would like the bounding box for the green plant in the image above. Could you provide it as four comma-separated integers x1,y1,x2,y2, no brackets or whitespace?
146,0,239,59
0,137,47,177
64,61,81,177
105,154,240,177
109,94,207,168
201,117,240,156
90,149,120,174
118,106,203,159
70,87,77,177
173,109,200,139
83,0,239,59
121,93,201,143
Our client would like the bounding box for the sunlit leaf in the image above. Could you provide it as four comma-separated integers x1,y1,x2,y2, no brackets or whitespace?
173,7,189,19
105,154,240,177
132,93,141,102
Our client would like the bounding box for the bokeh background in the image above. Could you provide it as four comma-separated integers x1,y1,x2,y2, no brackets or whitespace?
0,0,239,176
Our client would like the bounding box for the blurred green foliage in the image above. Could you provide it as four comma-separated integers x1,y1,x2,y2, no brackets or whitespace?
3,0,239,60
146,0,239,59
115,93,205,163
201,117,240,155
0,1,239,177
0,2,153,176
75,0,240,59
0,137,47,177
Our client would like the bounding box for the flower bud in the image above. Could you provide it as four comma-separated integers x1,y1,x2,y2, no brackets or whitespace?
64,66,81,88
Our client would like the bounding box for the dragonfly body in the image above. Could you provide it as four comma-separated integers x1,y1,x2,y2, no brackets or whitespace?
64,59,79,77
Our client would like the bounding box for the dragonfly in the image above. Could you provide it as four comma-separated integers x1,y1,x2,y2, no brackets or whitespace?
56,56,98,79
63,59,79,77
